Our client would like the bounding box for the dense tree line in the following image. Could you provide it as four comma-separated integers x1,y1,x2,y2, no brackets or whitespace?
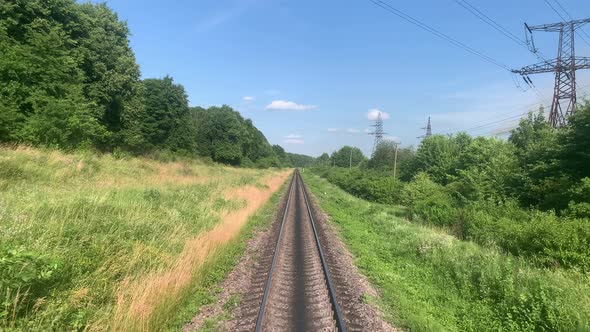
0,0,309,168
313,104,590,271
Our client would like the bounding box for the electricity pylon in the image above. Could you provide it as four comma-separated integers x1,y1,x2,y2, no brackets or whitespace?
369,112,386,157
513,18,590,127
417,117,432,139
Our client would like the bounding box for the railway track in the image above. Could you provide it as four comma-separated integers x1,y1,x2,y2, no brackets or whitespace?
254,170,347,331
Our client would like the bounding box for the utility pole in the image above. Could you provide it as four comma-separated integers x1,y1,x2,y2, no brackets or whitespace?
513,18,590,127
392,142,401,178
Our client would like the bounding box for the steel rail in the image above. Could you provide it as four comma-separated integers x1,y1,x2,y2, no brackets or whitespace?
254,173,295,331
254,170,347,332
299,171,347,332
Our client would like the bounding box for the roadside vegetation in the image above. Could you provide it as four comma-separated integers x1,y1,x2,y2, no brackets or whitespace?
0,146,289,330
303,173,590,331
307,104,590,330
313,103,590,273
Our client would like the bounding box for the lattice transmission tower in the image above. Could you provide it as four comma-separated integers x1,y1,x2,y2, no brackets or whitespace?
422,117,432,138
369,112,386,157
513,18,590,127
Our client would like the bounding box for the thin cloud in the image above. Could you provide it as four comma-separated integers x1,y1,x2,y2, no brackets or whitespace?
327,128,339,132
384,136,401,143
266,100,317,111
283,134,304,144
367,109,391,121
242,96,255,102
346,128,360,133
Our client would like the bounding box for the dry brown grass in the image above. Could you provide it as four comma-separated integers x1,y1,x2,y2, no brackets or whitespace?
110,170,291,331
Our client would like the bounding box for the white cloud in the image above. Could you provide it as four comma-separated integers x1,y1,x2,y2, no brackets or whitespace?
284,139,305,144
242,96,255,102
283,134,304,144
364,128,372,133
266,100,317,111
327,128,339,132
367,109,391,121
346,128,360,133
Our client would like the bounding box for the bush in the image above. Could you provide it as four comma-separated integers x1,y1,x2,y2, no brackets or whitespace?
401,172,458,226
0,248,60,321
462,201,590,271
313,167,403,204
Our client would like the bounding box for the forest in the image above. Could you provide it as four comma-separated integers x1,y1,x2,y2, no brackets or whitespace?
0,0,307,168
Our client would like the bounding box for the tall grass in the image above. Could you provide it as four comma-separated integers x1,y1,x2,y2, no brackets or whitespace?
302,173,590,331
0,146,289,330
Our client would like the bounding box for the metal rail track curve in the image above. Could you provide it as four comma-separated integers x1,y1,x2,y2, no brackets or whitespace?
254,170,347,332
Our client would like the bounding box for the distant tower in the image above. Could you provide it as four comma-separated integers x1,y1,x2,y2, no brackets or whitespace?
424,116,432,137
418,116,432,139
369,112,385,157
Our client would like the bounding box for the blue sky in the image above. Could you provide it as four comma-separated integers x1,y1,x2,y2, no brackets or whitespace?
93,0,590,156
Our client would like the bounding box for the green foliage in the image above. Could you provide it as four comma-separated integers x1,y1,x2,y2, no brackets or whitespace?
368,141,415,180
0,1,281,168
315,152,330,166
304,173,590,331
329,146,366,168
191,105,279,166
313,167,403,204
1,248,60,322
286,152,315,167
509,110,564,209
560,102,590,181
409,133,471,184
402,173,457,226
448,137,519,202
140,76,194,153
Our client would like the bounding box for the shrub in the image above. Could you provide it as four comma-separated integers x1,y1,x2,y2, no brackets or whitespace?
0,248,60,322
401,172,458,226
313,167,403,204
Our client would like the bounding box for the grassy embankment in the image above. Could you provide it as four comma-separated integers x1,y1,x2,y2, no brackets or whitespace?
0,146,290,331
302,173,590,332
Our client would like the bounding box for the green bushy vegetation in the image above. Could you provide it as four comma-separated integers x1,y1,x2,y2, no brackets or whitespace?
313,166,403,204
0,0,312,168
303,173,590,331
313,104,590,273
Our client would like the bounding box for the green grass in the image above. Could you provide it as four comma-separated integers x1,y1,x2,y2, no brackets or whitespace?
302,173,590,332
0,146,285,331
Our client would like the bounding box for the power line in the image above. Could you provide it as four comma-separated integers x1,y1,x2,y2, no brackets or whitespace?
440,111,532,136
368,0,512,71
454,0,527,49
455,0,552,64
543,0,590,47
551,0,590,43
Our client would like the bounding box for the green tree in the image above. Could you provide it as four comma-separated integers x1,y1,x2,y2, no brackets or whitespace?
76,3,144,150
410,134,466,184
140,76,194,152
287,153,315,167
560,102,590,181
316,153,330,166
448,137,519,202
272,145,291,166
330,146,366,168
509,110,564,209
